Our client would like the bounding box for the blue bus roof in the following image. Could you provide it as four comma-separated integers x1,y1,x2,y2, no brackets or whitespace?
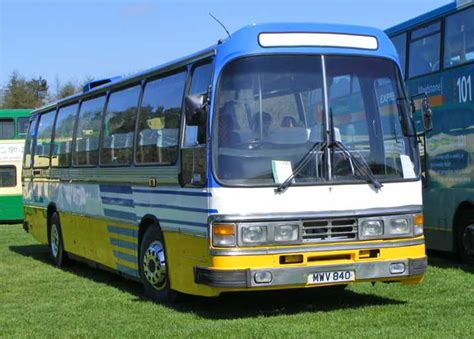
37,22,399,113
215,22,398,66
385,2,458,36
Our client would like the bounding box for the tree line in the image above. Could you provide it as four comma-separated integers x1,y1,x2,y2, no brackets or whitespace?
0,71,93,109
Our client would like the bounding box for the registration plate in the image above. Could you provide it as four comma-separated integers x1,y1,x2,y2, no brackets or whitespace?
307,270,355,285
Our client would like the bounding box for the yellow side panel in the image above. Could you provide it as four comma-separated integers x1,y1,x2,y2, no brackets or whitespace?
25,206,48,244
58,212,139,277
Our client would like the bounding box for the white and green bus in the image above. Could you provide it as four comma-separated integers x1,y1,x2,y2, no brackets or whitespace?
0,109,31,223
387,0,474,262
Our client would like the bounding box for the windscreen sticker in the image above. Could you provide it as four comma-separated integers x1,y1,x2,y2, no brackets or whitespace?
272,160,294,184
400,155,416,179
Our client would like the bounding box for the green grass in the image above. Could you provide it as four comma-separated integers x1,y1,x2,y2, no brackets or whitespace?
1,224,473,338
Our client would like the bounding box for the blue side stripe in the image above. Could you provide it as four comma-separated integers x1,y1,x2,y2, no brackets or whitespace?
107,225,138,238
104,209,137,222
159,218,207,228
134,203,217,214
102,196,135,207
110,238,137,250
133,189,211,197
113,250,138,264
100,185,132,194
116,264,139,278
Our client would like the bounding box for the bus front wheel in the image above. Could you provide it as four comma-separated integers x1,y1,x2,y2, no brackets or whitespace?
139,226,178,302
48,212,68,267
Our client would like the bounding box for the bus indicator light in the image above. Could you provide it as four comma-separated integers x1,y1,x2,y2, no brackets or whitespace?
213,223,235,235
213,223,236,247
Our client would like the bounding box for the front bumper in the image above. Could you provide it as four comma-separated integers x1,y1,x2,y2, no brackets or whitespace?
195,257,427,288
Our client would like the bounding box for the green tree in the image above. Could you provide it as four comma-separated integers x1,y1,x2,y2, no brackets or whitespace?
0,71,49,108
56,81,78,99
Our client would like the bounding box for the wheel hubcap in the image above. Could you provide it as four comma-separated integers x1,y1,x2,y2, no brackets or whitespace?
50,224,59,258
143,240,167,290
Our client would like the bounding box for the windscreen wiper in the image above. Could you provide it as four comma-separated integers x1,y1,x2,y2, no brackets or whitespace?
275,141,327,194
328,108,382,190
330,141,383,190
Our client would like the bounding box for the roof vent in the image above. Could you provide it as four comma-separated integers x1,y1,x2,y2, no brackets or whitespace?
82,76,122,93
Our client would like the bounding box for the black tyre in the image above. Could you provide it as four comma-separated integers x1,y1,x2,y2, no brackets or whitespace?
139,226,178,302
456,211,474,265
48,212,68,267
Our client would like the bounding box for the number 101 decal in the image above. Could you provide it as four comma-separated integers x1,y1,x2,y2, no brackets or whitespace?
456,75,472,103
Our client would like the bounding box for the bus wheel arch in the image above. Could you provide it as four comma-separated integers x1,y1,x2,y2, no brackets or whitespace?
138,215,178,302
46,206,68,267
453,201,474,264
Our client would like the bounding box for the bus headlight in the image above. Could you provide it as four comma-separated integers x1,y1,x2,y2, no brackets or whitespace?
360,220,384,237
241,225,267,244
274,224,299,242
389,218,410,235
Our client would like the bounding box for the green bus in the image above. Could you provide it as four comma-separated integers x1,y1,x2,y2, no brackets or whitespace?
386,0,473,262
0,109,31,223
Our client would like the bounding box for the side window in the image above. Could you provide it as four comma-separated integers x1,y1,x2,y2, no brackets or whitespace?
17,117,30,136
51,103,78,167
0,119,14,139
390,33,407,76
101,85,141,165
73,96,106,166
408,22,441,78
23,116,38,169
34,110,56,168
444,7,474,68
0,166,16,187
136,71,186,164
184,62,212,146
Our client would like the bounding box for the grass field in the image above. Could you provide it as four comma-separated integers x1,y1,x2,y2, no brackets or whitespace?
1,223,473,338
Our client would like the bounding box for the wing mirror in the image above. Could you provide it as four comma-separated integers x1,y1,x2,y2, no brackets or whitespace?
421,96,433,132
410,93,433,134
185,93,208,126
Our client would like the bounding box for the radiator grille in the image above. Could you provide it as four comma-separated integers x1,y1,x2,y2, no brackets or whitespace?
302,218,358,243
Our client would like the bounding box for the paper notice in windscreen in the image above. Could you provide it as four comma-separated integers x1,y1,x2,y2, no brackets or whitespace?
272,160,294,184
400,155,416,179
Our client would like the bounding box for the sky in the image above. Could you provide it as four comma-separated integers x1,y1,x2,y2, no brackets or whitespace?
0,0,452,92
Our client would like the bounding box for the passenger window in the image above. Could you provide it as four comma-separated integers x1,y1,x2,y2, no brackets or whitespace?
0,119,14,139
73,96,106,166
101,85,141,165
181,62,212,187
0,166,16,187
390,33,407,76
23,116,38,169
408,22,441,78
17,117,30,136
444,7,474,68
184,62,212,146
136,71,186,164
51,103,78,167
34,110,56,168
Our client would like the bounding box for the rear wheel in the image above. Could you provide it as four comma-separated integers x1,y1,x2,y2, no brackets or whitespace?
140,226,178,302
48,212,68,267
456,211,474,265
